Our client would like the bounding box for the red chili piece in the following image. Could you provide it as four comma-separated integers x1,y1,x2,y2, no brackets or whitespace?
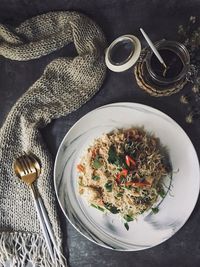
125,155,136,167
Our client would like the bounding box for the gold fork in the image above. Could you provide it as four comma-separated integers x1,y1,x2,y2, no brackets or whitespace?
27,153,60,255
13,154,56,263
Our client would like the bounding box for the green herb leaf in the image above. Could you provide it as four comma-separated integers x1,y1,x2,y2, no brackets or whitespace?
92,175,100,181
114,156,124,167
108,145,124,167
93,156,102,169
104,203,120,214
158,187,166,198
124,222,129,231
104,180,113,192
124,214,134,222
125,185,132,190
108,145,117,163
119,177,126,184
91,204,105,212
152,207,159,214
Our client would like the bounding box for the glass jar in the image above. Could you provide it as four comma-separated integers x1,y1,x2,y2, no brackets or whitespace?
145,40,190,86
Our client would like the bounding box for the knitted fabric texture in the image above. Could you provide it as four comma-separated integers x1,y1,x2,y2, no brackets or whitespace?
0,11,106,266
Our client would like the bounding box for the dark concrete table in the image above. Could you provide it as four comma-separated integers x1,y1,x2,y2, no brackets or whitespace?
1,1,200,266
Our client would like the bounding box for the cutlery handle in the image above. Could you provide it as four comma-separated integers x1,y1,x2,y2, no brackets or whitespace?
38,196,60,256
30,185,55,264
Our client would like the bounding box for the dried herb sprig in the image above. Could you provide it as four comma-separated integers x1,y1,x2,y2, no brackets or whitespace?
179,16,200,123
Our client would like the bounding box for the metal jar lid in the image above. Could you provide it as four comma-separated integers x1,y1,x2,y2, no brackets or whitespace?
105,35,141,72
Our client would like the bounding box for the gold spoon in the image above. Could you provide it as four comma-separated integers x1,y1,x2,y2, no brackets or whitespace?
13,154,56,263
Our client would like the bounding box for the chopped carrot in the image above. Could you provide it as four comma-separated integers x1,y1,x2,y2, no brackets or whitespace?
121,169,128,177
77,164,85,173
125,180,151,188
116,169,128,184
116,173,121,184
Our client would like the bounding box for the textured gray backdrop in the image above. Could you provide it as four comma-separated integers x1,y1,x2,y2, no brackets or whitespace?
1,1,200,267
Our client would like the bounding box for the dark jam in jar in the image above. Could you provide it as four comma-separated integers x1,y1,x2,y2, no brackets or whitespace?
150,49,184,79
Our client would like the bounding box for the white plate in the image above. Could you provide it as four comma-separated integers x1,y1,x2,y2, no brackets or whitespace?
54,102,200,250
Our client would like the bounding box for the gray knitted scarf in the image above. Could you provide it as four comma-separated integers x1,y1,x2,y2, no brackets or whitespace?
0,11,106,266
